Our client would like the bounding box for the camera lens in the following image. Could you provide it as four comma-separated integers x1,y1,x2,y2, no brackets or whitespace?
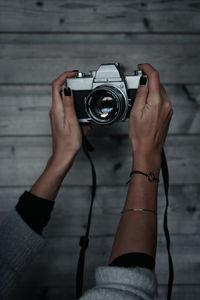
96,96,115,118
86,86,126,125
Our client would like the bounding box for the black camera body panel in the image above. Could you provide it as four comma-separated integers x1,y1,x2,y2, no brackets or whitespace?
126,89,137,119
73,90,91,120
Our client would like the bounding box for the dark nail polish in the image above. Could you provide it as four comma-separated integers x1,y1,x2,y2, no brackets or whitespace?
138,64,142,66
139,75,147,85
64,87,71,96
71,70,78,72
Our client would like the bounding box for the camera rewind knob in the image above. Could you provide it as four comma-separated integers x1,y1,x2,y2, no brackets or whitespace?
77,72,85,78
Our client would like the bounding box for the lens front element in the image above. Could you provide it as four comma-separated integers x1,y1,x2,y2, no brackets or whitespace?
86,86,126,125
97,96,116,118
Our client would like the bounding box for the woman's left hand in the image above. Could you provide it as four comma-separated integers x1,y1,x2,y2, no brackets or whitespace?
49,71,91,166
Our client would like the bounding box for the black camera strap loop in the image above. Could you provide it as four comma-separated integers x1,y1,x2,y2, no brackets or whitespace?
75,130,174,300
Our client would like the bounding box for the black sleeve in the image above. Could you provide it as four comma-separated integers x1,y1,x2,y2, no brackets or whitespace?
109,252,155,270
16,190,55,235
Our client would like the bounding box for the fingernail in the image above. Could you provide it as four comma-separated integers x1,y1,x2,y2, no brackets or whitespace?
139,75,147,85
138,64,142,67
64,87,71,96
71,70,78,72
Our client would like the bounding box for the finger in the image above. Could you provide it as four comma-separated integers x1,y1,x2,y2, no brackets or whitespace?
138,64,160,96
132,75,149,110
160,84,172,111
52,71,77,109
61,88,78,121
159,84,173,116
160,83,168,100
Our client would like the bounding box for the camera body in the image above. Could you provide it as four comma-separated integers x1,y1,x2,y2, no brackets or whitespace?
66,63,144,125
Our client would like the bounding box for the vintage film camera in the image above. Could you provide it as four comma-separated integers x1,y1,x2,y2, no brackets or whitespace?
66,63,145,125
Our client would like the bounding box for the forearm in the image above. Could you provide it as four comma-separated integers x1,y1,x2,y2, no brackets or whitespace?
29,154,75,201
109,151,161,263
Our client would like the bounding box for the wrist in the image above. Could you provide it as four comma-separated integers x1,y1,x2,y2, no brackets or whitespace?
46,153,76,176
132,151,161,177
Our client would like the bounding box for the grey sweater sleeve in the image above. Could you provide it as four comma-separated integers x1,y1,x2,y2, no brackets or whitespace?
0,208,157,300
0,208,45,300
80,265,157,300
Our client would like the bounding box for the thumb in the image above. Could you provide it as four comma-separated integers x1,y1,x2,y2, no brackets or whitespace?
132,76,148,110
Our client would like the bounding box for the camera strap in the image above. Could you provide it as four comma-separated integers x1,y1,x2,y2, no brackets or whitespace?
76,128,96,300
161,148,174,300
75,131,174,300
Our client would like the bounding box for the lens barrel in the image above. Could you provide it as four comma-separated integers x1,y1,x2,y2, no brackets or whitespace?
85,86,126,125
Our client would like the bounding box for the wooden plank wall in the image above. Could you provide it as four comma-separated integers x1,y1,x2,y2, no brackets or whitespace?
0,1,199,299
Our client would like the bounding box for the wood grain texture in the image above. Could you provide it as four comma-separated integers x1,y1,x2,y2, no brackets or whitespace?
0,0,200,33
0,0,199,298
0,85,199,135
0,136,199,186
0,34,200,84
9,235,200,286
0,185,199,235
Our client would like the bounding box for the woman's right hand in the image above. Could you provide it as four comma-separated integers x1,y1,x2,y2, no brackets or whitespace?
128,63,173,157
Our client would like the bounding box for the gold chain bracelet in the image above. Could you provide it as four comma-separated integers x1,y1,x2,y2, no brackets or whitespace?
121,208,157,215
